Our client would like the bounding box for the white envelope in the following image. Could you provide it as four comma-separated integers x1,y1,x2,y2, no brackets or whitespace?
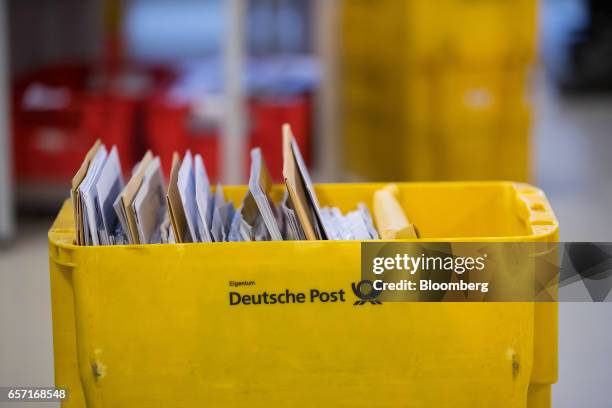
79,145,108,245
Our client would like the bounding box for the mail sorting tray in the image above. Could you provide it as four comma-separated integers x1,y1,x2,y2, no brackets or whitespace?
48,181,558,408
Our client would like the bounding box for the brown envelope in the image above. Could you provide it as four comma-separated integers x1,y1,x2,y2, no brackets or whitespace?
117,151,154,244
282,124,326,240
71,139,101,245
166,153,190,243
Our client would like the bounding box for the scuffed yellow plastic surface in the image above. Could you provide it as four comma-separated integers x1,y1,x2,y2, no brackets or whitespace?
49,182,558,408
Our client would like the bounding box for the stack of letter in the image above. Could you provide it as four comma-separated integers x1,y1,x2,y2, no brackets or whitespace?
71,124,418,245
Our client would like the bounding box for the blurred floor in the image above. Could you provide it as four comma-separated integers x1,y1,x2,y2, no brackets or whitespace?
533,72,612,408
534,73,612,242
0,217,57,408
1,71,611,407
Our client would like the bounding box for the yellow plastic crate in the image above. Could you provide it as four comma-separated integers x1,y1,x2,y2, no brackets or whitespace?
341,0,536,182
341,0,537,65
407,66,532,181
49,182,558,408
428,0,538,65
434,67,531,130
343,65,532,182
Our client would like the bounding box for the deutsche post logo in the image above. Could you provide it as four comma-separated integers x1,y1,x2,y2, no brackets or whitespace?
352,280,382,305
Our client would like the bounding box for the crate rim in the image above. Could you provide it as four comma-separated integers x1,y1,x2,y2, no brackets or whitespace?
48,181,558,253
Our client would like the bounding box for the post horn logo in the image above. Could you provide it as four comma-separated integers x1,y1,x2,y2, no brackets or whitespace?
352,280,382,305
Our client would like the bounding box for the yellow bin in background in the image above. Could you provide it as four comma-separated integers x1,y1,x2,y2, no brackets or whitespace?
341,0,536,182
49,182,558,407
342,0,537,66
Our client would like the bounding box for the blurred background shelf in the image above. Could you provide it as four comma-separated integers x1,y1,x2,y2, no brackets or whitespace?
4,0,334,215
4,0,609,214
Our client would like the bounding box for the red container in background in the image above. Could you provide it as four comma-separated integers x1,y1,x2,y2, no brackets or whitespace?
248,95,311,180
145,98,220,179
145,94,311,182
12,64,312,185
12,66,138,183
